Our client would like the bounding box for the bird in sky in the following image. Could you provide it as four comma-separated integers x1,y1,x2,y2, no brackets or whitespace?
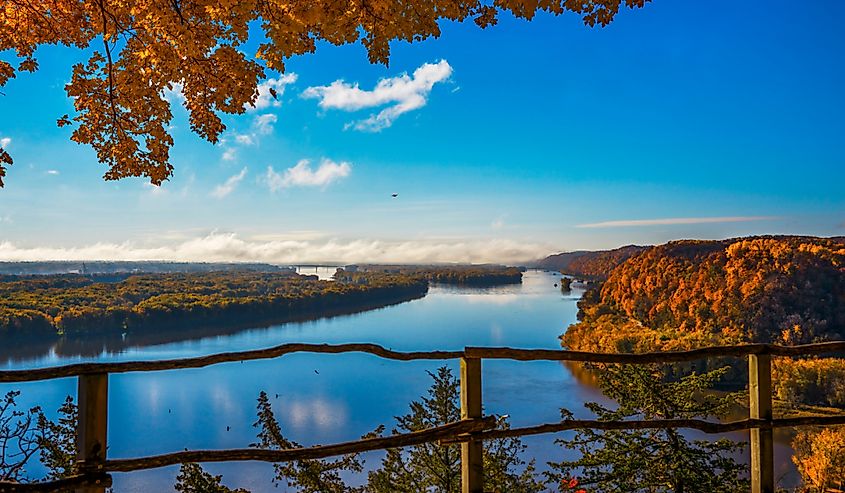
391,193,398,198
269,87,278,100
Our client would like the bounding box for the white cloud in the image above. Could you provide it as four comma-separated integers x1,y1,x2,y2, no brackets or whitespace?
0,233,551,264
221,147,238,162
302,60,453,132
253,113,277,135
46,170,60,175
248,74,298,111
234,134,255,146
576,216,778,228
219,113,277,162
0,137,11,149
265,159,351,191
211,167,247,198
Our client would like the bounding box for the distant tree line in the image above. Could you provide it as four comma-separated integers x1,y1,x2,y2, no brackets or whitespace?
341,265,524,286
0,261,289,276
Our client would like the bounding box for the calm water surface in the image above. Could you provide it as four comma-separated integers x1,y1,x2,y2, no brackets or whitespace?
0,270,798,491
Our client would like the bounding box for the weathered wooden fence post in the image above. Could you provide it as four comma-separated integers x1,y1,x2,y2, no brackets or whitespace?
748,353,774,493
460,356,483,493
75,373,109,493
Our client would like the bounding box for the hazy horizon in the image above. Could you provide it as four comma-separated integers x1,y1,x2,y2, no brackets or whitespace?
1,232,843,266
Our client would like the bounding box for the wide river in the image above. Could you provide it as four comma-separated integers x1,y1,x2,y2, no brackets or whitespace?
0,270,799,491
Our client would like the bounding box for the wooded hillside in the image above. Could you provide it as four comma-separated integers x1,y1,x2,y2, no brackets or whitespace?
564,236,845,350
561,236,845,406
535,245,647,279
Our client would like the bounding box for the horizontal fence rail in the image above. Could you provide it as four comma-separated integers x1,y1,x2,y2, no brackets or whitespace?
2,341,844,383
464,340,845,362
0,341,844,493
441,415,845,443
0,343,464,383
0,473,111,492
105,417,497,473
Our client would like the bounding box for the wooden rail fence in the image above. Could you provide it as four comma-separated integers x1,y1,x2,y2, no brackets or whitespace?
1,341,844,493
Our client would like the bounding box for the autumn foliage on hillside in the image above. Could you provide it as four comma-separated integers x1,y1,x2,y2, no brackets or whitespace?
563,236,845,354
564,245,648,279
560,236,845,486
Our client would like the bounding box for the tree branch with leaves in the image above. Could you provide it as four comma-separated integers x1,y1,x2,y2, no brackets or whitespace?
0,0,649,187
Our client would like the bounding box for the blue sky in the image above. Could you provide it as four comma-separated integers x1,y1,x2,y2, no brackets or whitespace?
0,0,843,263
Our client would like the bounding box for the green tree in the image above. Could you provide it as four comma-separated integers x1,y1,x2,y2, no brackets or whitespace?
367,366,544,493
175,463,249,493
547,364,748,493
37,396,77,480
179,367,543,492
253,390,367,493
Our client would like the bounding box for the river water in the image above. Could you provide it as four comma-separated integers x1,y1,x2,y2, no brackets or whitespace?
0,270,799,491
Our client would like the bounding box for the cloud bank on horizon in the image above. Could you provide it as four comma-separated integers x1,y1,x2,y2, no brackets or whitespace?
0,233,552,265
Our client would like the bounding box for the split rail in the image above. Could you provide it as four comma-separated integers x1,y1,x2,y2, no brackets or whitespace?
1,341,845,493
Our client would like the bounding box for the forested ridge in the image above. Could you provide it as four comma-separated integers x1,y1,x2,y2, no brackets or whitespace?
0,271,428,336
535,245,647,280
562,236,845,407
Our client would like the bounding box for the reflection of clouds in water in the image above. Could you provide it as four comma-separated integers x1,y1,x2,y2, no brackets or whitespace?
489,323,504,344
145,380,161,412
210,383,243,420
280,396,347,433
460,294,521,305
